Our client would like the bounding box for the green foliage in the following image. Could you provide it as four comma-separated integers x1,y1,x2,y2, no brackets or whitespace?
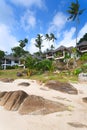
11,38,29,57
50,33,57,41
45,33,56,50
25,55,37,70
35,59,54,72
67,0,85,45
78,33,87,44
67,0,85,21
81,63,87,72
6,66,15,69
73,63,87,75
65,52,71,59
55,51,63,58
11,46,24,57
35,34,43,54
6,65,19,69
0,66,2,70
19,38,28,48
80,53,87,61
73,68,82,75
0,50,5,68
50,45,55,50
11,46,29,57
0,50,5,59
45,33,57,41
25,56,54,73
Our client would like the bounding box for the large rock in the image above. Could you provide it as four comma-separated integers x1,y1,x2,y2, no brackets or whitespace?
18,82,30,87
0,91,13,106
0,78,14,83
16,72,23,77
0,91,67,115
19,95,44,114
4,90,28,111
45,80,78,95
19,95,67,115
0,91,7,98
78,73,87,82
82,97,87,103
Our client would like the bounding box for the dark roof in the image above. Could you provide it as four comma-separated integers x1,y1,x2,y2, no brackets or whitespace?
4,55,20,60
54,46,67,52
44,50,54,54
77,41,87,47
67,46,74,53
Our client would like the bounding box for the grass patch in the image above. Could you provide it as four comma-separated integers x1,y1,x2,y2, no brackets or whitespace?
0,69,78,83
30,71,78,83
0,69,28,79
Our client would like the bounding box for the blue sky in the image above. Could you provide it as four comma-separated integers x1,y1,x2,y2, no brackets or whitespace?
0,0,87,54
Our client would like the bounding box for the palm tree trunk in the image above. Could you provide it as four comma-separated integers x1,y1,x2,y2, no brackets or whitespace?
75,15,79,45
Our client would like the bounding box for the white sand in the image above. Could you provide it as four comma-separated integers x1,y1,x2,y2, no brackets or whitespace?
0,79,87,130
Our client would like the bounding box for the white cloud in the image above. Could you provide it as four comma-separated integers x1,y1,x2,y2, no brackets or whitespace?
0,24,18,52
20,10,36,31
28,35,55,54
28,38,38,54
56,23,87,49
55,27,76,48
10,0,45,8
0,0,15,26
21,23,87,54
48,12,67,36
78,23,87,40
42,39,55,52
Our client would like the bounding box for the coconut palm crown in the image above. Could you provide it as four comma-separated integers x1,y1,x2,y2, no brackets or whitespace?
67,0,85,44
35,34,43,54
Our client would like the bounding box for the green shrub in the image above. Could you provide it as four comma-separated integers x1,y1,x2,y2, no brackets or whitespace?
6,66,15,69
35,59,54,72
25,56,37,69
73,68,82,75
80,53,87,61
6,65,19,69
81,63,87,73
14,65,19,69
0,65,2,70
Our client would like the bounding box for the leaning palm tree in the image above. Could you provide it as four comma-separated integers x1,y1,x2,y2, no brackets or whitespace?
67,0,85,45
35,34,43,56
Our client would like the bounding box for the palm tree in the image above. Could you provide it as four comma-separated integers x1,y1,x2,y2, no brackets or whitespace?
45,34,51,49
50,45,55,51
50,33,57,42
45,34,50,41
45,33,56,49
67,0,85,45
19,38,28,48
35,34,43,55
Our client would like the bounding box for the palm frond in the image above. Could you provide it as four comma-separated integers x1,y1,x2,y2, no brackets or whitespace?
79,9,85,15
67,15,74,20
72,14,77,21
67,9,76,14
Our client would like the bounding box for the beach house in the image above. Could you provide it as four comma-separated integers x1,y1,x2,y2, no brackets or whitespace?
77,41,87,53
2,55,24,69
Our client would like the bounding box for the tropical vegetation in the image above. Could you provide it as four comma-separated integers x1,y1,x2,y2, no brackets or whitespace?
67,0,85,45
0,0,87,83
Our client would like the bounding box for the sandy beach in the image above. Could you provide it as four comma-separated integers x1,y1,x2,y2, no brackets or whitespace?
0,79,87,130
